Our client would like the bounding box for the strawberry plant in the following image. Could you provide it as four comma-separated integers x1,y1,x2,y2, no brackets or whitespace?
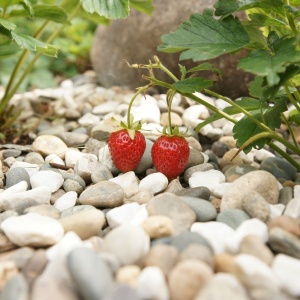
108,88,147,172
0,0,153,142
128,0,300,170
151,90,190,180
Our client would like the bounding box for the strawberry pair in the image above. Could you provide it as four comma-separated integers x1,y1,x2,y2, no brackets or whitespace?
108,127,190,180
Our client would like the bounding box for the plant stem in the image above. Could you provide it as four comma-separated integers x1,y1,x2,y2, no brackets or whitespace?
127,87,147,127
281,112,298,149
284,84,300,113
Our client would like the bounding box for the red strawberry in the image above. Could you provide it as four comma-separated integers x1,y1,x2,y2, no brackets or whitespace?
108,129,146,172
151,134,190,180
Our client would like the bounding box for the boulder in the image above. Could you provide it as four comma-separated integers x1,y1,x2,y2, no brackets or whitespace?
90,0,253,99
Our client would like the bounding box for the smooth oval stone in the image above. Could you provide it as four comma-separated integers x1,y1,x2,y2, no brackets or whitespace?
146,193,196,235
67,247,113,300
2,149,22,158
30,171,64,193
32,135,68,158
63,179,84,194
1,213,64,247
224,164,257,182
60,173,86,189
24,204,60,219
170,231,213,253
261,157,297,181
103,224,150,265
278,186,293,205
175,186,210,200
57,132,89,147
24,152,45,165
91,164,113,183
5,167,31,190
59,206,105,240
0,273,29,300
268,227,300,259
179,197,217,222
79,181,124,208
216,209,251,229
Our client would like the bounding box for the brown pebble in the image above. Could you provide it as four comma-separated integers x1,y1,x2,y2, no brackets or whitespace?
210,198,221,213
282,180,296,188
214,253,235,273
219,148,243,170
0,260,18,289
268,215,300,237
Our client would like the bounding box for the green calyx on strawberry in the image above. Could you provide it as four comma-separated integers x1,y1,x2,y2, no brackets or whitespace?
151,126,190,181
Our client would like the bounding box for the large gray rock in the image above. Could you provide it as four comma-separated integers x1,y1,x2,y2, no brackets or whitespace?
91,0,253,99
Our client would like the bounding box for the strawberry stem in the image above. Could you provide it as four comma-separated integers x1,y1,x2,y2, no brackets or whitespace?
166,89,176,135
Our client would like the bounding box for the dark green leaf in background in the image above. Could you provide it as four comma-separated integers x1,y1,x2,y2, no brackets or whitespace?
158,9,250,61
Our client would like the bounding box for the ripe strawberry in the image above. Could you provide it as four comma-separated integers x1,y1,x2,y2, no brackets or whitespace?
151,134,190,180
108,129,146,172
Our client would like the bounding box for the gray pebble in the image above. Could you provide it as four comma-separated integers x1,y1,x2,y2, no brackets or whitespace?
224,164,257,182
134,139,154,174
5,167,31,189
104,284,141,300
0,273,29,300
63,179,84,194
24,152,45,165
60,172,86,189
180,196,217,222
185,149,205,170
279,186,293,206
146,193,196,235
57,132,89,147
91,164,113,183
261,157,297,181
170,231,213,253
175,186,210,200
211,141,230,157
67,247,113,300
216,209,251,229
79,181,124,208
83,138,106,156
2,149,22,158
268,227,300,259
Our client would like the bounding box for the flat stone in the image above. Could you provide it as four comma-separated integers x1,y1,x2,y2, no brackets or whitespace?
261,157,297,181
32,135,68,159
168,259,213,300
102,224,150,265
54,191,77,212
224,164,257,182
57,132,89,147
175,186,210,200
189,169,226,189
91,164,113,183
24,204,60,219
44,154,65,166
268,227,300,259
74,154,99,183
67,247,113,300
216,209,251,229
180,197,217,222
146,193,196,234
184,163,214,183
1,213,64,247
30,171,64,193
59,206,105,240
79,181,124,208
139,172,168,195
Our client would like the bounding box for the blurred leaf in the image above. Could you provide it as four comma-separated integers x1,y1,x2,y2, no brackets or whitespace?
130,0,153,14
81,0,130,19
0,18,17,30
0,41,20,58
173,77,213,93
158,9,250,61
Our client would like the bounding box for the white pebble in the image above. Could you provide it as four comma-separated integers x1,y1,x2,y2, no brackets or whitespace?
109,171,139,198
45,154,65,165
191,222,235,254
54,191,77,212
78,112,100,126
293,185,300,199
30,170,64,192
92,101,119,115
273,254,300,296
139,172,168,194
284,198,300,219
225,218,269,253
0,181,28,201
251,148,275,161
269,203,285,220
137,266,169,300
10,161,39,176
65,149,87,168
1,213,64,247
189,169,226,189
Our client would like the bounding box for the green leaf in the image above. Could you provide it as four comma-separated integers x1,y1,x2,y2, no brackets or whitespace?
130,0,154,15
81,0,130,19
0,41,20,58
11,32,58,56
178,64,186,80
238,35,300,86
233,97,287,152
187,62,222,78
9,4,70,24
173,77,213,93
214,0,286,18
289,110,300,126
157,9,250,61
0,18,17,31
